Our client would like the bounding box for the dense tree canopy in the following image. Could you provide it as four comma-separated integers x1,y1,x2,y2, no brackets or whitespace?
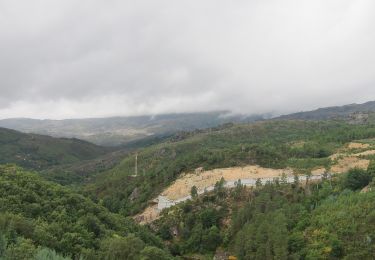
0,165,170,259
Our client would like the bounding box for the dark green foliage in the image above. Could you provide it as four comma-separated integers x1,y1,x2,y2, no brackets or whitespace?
342,168,373,190
140,246,173,260
191,185,198,199
0,165,170,259
154,167,375,259
99,235,145,260
0,128,109,170
232,174,375,259
202,226,222,252
40,150,127,186
303,191,375,259
154,189,228,256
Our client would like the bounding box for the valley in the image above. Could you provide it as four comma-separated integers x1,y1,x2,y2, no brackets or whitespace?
0,112,261,146
2,1,374,258
1,105,375,259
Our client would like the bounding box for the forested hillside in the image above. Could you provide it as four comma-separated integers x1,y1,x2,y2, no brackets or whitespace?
2,116,375,259
85,120,375,215
0,128,110,170
0,165,171,259
153,163,375,259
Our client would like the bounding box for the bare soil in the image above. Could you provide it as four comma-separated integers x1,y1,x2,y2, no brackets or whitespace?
161,166,293,200
347,142,370,149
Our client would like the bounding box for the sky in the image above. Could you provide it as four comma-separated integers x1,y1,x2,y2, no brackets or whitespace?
0,0,374,119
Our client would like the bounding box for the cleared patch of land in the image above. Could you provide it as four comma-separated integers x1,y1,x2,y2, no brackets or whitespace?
136,141,374,224
161,166,293,200
347,142,370,149
330,156,370,174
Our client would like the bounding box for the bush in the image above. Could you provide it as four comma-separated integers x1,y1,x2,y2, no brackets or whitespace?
342,168,372,190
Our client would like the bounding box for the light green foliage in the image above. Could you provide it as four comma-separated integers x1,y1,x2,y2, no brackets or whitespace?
34,248,71,260
4,238,36,260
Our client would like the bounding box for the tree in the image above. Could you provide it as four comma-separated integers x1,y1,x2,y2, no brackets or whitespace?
293,174,300,186
190,186,198,199
0,233,7,258
200,208,219,229
233,179,244,199
270,211,288,260
343,168,372,190
202,226,222,252
140,246,171,260
214,177,226,197
185,223,203,253
34,248,71,260
4,238,36,260
99,235,145,260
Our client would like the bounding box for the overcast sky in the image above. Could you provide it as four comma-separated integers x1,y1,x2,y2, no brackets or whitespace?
0,0,374,119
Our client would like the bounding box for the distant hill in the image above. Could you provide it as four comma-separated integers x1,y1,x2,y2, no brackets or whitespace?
0,127,110,170
0,112,263,146
277,101,375,121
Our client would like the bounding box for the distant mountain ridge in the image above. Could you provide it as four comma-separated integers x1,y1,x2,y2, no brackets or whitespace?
0,112,263,146
2,101,375,147
277,100,375,120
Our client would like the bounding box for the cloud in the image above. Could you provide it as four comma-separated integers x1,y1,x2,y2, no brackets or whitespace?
0,0,374,119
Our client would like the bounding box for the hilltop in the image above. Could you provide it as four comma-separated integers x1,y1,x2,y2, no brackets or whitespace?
277,100,375,121
0,127,111,170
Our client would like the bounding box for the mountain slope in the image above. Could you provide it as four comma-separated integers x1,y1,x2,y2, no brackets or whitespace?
84,119,375,215
0,112,263,146
277,100,375,121
0,165,168,259
0,127,110,170
152,164,375,259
